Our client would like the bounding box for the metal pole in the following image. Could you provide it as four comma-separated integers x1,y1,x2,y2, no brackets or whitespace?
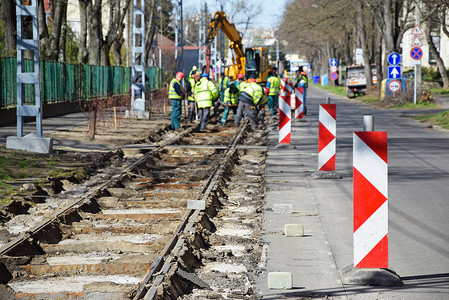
276,40,279,71
325,97,331,104
414,64,417,104
363,115,374,132
415,4,422,104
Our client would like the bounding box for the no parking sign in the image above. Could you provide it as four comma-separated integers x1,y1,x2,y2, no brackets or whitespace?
410,47,423,60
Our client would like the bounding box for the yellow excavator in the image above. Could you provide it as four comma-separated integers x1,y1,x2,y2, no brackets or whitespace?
205,11,270,83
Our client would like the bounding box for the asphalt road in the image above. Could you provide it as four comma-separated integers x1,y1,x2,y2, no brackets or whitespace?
295,86,449,298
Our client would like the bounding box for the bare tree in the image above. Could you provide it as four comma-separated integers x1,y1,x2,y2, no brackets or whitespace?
278,0,357,74
38,0,68,62
78,0,131,66
421,0,449,88
227,0,263,38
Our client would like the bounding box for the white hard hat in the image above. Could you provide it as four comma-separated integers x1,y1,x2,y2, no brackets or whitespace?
192,66,198,70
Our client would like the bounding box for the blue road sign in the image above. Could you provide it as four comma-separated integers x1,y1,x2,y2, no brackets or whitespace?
410,47,423,60
388,66,402,79
330,58,338,66
388,52,401,66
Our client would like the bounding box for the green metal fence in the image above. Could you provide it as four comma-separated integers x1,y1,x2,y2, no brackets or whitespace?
0,57,163,108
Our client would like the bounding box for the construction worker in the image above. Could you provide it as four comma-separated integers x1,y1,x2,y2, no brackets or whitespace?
266,71,280,115
234,73,248,94
235,77,262,129
221,83,239,125
272,66,280,78
195,73,219,131
217,72,230,100
256,90,269,126
169,71,184,130
213,72,230,122
294,66,309,88
294,66,309,115
186,66,198,123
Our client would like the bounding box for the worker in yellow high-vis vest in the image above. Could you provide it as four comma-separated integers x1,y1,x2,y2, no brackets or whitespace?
221,83,239,125
169,72,185,130
266,71,280,115
235,77,262,129
194,73,219,131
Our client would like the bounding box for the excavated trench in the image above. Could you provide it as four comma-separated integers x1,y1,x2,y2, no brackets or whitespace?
0,122,269,300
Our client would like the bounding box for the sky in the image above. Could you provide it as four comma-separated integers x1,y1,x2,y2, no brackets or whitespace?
182,0,288,30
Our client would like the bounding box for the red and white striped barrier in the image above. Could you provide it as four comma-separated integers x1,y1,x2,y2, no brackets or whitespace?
294,87,305,119
353,131,388,268
288,82,295,110
279,78,291,143
318,104,336,170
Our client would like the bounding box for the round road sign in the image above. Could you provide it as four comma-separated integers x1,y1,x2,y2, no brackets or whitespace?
330,72,338,81
387,79,402,93
330,66,337,73
410,47,423,60
388,52,401,66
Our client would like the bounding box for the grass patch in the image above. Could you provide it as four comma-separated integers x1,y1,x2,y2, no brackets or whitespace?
0,154,45,180
393,102,439,109
357,94,379,104
312,83,347,97
415,110,449,129
46,168,87,182
429,88,449,95
0,181,14,193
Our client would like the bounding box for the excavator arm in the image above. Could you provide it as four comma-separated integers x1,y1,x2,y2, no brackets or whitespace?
206,11,245,78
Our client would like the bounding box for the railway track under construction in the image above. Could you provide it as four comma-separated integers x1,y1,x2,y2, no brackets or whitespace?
0,122,269,299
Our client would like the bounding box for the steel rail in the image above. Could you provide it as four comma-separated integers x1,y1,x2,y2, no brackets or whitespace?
0,125,198,256
133,123,248,300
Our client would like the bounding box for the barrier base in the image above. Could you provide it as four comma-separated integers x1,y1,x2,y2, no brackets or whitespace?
311,170,342,179
125,110,150,119
6,134,53,154
341,265,403,286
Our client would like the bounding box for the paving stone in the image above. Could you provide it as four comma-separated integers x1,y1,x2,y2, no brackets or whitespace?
273,204,292,214
284,224,304,237
268,272,293,289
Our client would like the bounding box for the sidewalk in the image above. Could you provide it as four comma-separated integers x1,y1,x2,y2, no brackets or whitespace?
0,112,106,150
255,120,346,299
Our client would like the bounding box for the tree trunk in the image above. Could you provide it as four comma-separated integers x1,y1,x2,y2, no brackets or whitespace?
425,25,449,88
101,44,110,66
38,0,48,40
40,0,67,61
58,3,68,62
2,0,17,56
145,0,158,66
357,1,372,89
78,0,89,63
374,31,383,98
113,39,123,66
88,0,102,65
383,0,395,53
